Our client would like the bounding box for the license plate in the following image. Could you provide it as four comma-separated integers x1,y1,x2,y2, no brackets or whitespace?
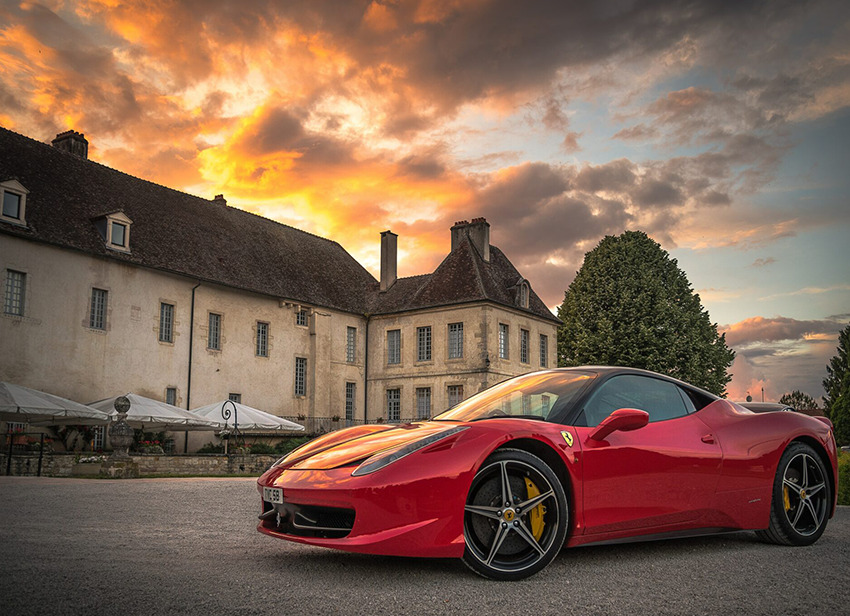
263,486,283,504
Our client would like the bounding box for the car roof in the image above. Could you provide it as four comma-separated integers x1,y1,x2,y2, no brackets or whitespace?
553,366,720,400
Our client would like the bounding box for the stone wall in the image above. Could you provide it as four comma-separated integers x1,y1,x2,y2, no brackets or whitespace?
4,452,278,477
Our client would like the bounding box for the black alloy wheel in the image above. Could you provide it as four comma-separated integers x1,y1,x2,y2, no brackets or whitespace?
757,441,831,546
462,448,568,580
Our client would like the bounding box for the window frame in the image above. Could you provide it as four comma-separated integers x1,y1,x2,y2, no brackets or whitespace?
208,312,222,350
345,382,356,422
448,384,464,408
256,321,269,357
346,326,357,363
89,288,108,330
416,387,432,420
520,328,530,364
111,221,127,247
159,302,175,343
499,323,509,359
3,269,25,316
387,329,401,365
417,325,432,362
294,357,307,396
165,387,177,406
540,334,549,367
296,309,308,327
519,282,529,308
386,388,401,422
580,374,692,427
0,180,28,227
448,322,464,359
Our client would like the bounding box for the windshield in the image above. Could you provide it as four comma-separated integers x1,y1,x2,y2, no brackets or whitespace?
433,370,596,423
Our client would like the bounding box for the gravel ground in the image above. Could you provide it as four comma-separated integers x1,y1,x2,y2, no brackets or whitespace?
0,476,847,616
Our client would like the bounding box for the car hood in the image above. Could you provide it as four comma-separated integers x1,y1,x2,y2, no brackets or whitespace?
284,422,460,471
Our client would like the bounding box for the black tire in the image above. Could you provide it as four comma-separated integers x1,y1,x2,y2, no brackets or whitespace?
757,441,831,546
462,448,568,580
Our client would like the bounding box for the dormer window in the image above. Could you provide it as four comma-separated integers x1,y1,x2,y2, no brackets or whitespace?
93,211,133,252
518,280,529,308
0,179,29,227
111,221,127,247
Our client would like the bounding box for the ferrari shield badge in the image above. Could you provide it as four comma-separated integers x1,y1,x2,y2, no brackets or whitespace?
560,430,574,447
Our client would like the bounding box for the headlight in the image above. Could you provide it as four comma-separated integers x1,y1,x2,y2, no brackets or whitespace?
351,426,467,477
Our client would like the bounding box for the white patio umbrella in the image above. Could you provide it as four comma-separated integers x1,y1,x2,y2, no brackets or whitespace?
190,401,305,432
88,393,222,431
0,382,110,425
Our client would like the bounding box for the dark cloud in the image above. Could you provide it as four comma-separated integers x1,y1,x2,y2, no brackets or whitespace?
721,316,845,347
246,108,306,154
396,152,447,180
474,163,571,220
574,159,636,192
234,105,358,170
633,177,683,208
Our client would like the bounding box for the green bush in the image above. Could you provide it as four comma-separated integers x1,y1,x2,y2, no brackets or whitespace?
274,436,312,455
838,450,849,506
197,442,225,454
246,442,276,454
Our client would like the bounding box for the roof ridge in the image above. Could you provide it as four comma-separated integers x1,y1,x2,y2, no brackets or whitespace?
465,236,489,299
0,126,350,251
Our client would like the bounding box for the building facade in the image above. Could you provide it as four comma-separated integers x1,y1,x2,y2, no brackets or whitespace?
0,127,559,446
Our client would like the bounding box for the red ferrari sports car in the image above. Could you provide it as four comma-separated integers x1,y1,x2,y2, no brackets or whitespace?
257,367,838,580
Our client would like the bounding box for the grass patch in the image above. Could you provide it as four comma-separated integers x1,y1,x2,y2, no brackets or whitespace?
838,449,849,506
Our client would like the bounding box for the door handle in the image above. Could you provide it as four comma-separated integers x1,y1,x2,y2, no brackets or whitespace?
701,434,715,444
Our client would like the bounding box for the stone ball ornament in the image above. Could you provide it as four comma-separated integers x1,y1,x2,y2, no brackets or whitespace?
114,395,131,415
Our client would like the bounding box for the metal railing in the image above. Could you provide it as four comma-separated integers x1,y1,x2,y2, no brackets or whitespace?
3,432,50,476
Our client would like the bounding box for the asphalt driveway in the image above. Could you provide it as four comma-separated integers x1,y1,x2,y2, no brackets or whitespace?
0,476,847,616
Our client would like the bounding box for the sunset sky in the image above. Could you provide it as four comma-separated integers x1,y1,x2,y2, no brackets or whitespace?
2,0,848,401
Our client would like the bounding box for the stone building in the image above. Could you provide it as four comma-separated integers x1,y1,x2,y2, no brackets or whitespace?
0,127,559,447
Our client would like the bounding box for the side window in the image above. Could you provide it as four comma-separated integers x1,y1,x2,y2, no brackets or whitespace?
581,375,689,427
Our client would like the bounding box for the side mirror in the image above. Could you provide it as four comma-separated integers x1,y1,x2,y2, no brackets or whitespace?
588,408,649,442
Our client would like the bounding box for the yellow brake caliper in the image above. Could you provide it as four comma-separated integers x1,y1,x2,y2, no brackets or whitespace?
783,485,791,511
524,477,546,541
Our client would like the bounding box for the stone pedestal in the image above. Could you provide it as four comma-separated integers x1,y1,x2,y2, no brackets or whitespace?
100,460,140,478
108,396,134,461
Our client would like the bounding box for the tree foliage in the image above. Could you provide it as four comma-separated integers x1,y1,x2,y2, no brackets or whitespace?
824,322,850,445
557,230,735,396
830,373,850,447
823,322,850,419
778,390,819,410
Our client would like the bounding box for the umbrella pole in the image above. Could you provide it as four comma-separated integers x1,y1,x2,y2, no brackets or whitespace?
5,430,12,476
37,433,45,477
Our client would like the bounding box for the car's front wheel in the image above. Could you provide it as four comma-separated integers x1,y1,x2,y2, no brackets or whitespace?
757,441,831,546
462,448,568,580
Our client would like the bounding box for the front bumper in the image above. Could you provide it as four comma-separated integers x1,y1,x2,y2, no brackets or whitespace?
256,463,470,558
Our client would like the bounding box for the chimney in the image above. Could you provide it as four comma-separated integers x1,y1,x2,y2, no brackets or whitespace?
380,230,397,292
451,217,490,262
213,194,227,207
52,130,89,159
451,220,469,252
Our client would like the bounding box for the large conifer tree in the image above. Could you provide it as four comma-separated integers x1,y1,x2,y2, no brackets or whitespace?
823,322,850,445
823,322,849,417
557,231,735,395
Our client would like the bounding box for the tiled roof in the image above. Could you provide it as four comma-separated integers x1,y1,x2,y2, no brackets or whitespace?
0,126,375,313
1,126,559,323
370,235,560,323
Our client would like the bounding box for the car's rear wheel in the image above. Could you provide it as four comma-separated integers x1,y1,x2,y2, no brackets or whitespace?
757,441,831,546
462,448,567,580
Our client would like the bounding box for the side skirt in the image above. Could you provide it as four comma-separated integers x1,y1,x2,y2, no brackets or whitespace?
570,527,746,548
